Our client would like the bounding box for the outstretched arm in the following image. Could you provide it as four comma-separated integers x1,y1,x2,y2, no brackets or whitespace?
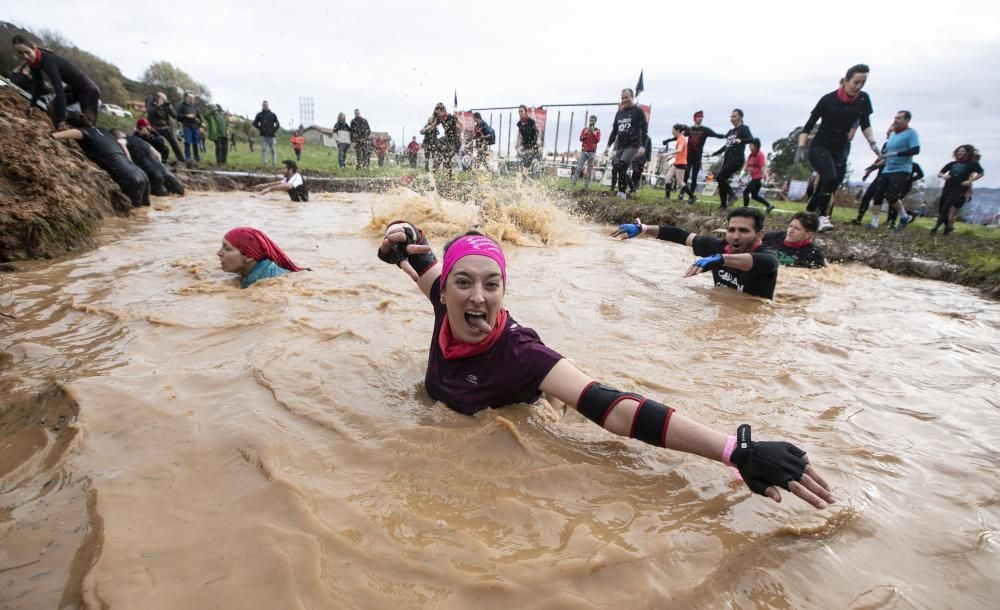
539,359,835,508
52,129,84,141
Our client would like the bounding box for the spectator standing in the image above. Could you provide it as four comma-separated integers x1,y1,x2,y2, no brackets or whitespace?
420,115,438,172
333,113,351,168
290,130,305,161
176,92,203,163
406,137,420,168
374,134,389,166
431,103,461,174
146,91,184,163
350,109,372,169
472,112,496,167
515,105,540,177
573,115,601,188
205,105,229,165
253,100,281,165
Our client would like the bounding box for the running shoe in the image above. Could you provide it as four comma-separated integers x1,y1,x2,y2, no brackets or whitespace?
896,215,912,230
818,216,835,232
765,204,775,214
616,192,627,200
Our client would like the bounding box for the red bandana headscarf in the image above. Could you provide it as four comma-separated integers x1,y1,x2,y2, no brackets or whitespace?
223,227,303,272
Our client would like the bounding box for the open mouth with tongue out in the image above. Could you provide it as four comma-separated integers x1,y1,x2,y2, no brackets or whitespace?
464,311,492,334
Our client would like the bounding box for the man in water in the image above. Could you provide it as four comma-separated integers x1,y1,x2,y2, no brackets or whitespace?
612,206,779,299
604,88,648,199
762,212,826,268
253,160,309,201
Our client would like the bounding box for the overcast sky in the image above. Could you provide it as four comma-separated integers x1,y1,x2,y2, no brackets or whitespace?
8,0,1000,185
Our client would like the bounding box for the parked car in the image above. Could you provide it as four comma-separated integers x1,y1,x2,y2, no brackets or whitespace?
100,103,133,118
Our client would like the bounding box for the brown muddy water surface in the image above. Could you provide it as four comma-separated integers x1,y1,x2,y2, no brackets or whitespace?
1,190,998,609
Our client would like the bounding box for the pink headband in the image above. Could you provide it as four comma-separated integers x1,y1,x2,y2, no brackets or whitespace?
440,235,506,289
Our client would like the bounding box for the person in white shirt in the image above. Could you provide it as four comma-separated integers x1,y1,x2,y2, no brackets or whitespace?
253,160,309,201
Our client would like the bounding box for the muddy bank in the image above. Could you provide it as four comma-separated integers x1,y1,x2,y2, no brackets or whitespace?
571,190,1000,299
0,87,131,262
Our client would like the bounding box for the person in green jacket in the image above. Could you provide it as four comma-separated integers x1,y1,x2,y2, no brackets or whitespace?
205,104,229,165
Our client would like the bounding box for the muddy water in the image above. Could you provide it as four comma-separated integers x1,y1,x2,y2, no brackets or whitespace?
1,189,998,610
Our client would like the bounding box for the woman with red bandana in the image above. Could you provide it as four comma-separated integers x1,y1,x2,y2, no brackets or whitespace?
12,34,101,128
376,222,835,510
796,64,879,232
217,227,305,288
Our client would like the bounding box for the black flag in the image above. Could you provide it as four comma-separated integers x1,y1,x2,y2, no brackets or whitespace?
635,70,644,98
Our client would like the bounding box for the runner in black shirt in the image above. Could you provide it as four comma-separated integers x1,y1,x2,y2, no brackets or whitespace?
604,89,648,199
13,34,101,128
683,111,726,203
612,206,779,299
762,212,826,269
932,145,985,235
796,64,879,232
711,110,752,209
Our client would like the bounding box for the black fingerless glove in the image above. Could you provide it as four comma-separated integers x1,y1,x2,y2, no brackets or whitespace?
729,424,807,495
377,221,438,276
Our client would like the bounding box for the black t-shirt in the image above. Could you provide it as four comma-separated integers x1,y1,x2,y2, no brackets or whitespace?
607,105,648,149
77,127,130,169
124,134,163,174
686,124,724,153
762,231,826,269
691,235,778,299
30,50,99,123
940,160,985,188
517,118,539,150
721,124,753,161
803,91,873,150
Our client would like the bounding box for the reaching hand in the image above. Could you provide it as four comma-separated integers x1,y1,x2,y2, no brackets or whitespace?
611,222,644,239
684,253,724,277
378,223,433,281
728,425,835,509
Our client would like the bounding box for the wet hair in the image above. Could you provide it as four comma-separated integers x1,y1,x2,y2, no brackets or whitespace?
11,34,36,48
473,112,482,120
845,64,870,81
727,206,765,232
732,108,744,118
65,112,90,128
897,110,912,121
282,159,297,172
791,211,819,233
750,137,762,150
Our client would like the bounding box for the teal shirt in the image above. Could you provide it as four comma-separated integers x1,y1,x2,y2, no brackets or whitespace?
241,258,289,288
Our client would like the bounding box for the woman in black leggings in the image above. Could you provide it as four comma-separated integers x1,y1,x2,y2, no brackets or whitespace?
13,34,101,128
712,109,752,208
797,64,879,232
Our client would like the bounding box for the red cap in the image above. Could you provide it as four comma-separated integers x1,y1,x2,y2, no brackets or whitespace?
693,111,704,120
135,118,151,129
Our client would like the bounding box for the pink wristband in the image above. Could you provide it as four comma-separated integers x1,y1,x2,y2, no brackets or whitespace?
722,435,737,465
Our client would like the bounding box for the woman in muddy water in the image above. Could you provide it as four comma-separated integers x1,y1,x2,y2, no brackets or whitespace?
218,227,305,288
12,34,102,128
378,222,836,510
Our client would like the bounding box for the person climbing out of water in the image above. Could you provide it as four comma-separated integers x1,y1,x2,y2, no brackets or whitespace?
12,34,102,128
761,212,826,268
931,145,984,235
52,114,150,207
376,222,833,509
711,109,752,209
797,64,878,232
604,88,648,199
253,160,309,201
612,206,779,300
217,227,304,289
115,129,185,197
742,138,773,213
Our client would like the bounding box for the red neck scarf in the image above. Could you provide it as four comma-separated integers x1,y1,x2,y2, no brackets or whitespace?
28,48,43,70
438,309,508,360
783,237,813,248
724,241,762,254
893,125,909,134
224,227,303,272
836,85,859,104
956,154,969,163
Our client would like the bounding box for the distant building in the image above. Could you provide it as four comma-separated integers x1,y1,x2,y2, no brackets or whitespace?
302,125,336,148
